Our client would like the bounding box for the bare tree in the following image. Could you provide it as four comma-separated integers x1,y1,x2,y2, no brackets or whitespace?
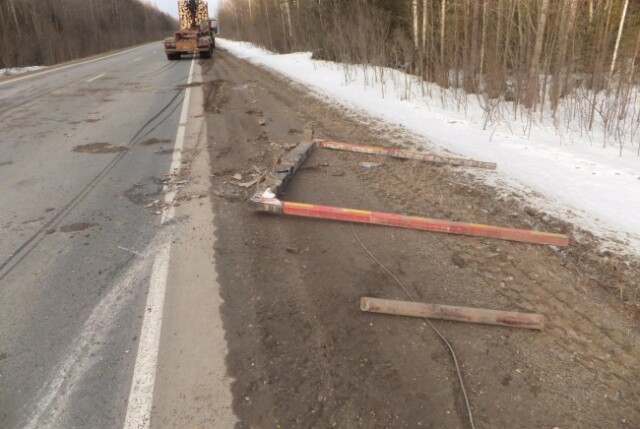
465,0,481,92
439,0,446,83
610,0,629,77
411,0,419,50
526,0,550,107
0,0,176,69
216,0,640,149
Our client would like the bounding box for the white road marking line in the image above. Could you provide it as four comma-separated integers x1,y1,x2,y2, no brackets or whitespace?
123,57,196,429
87,73,105,83
122,243,171,429
0,42,155,87
23,236,166,429
134,57,142,62
161,59,195,225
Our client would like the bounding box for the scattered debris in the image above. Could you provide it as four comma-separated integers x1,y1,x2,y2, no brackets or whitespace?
59,222,98,233
360,297,545,330
258,118,267,126
236,179,258,188
233,173,243,181
125,179,164,206
213,189,242,202
359,162,380,169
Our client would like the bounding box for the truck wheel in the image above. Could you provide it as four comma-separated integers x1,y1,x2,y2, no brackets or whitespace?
167,53,180,61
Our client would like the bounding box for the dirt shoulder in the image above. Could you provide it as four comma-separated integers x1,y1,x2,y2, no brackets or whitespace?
201,49,640,428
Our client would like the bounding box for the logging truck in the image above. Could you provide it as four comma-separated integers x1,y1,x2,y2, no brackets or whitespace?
164,0,214,60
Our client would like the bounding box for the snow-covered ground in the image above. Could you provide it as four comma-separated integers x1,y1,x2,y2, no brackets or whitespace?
0,66,45,76
218,39,640,256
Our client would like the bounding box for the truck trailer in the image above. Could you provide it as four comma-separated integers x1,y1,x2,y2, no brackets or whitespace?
164,0,214,60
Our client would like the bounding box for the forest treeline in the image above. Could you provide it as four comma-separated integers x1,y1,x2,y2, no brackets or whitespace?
0,0,177,69
220,0,640,149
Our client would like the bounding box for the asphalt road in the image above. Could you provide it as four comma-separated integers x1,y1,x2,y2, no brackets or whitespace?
0,43,233,428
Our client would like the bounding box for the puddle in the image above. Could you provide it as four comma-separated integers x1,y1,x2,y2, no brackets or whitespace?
124,178,164,205
141,137,172,146
155,149,174,155
59,222,98,233
73,143,127,154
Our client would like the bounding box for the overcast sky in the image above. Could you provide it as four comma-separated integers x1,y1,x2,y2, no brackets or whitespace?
146,0,220,18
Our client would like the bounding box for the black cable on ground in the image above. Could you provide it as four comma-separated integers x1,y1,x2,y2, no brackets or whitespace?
350,190,475,429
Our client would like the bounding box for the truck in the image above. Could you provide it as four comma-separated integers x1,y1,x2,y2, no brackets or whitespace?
164,0,214,60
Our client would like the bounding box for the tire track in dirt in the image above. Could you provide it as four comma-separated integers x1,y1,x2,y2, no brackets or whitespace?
351,143,640,421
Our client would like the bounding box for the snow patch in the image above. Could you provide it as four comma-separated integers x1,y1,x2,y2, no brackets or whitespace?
1,66,45,76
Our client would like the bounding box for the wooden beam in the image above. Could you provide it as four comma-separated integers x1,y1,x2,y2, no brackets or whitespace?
315,139,497,170
361,297,545,330
281,201,569,246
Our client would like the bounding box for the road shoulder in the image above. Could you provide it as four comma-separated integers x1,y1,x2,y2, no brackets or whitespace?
150,58,236,428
